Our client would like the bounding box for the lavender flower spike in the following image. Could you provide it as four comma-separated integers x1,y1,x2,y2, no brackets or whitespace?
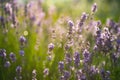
4,61,11,68
58,61,64,73
16,66,22,74
19,50,25,56
74,52,80,67
91,3,97,12
19,36,26,45
48,43,54,51
9,52,16,62
63,70,70,80
43,68,49,77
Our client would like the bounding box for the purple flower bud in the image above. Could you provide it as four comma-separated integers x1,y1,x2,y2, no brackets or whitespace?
83,49,89,58
68,20,74,27
63,71,70,80
81,12,87,22
48,43,54,51
80,75,86,80
76,69,86,80
0,16,4,23
19,50,25,56
16,66,22,74
19,36,26,45
100,68,105,78
90,65,97,74
43,68,49,77
96,29,101,37
58,61,64,73
79,22,83,27
68,20,74,34
91,3,97,12
9,52,16,62
117,38,120,45
4,61,11,68
96,20,101,27
106,19,115,27
0,49,6,58
74,52,80,67
83,49,91,63
65,53,72,65
4,3,12,15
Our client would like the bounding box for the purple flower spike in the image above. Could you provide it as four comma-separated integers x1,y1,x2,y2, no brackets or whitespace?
68,20,74,27
81,12,87,22
117,39,120,45
16,66,22,74
0,49,6,58
43,68,49,77
63,70,70,80
90,65,97,75
58,61,64,73
65,53,72,65
91,3,97,12
48,43,54,51
74,52,80,67
0,16,4,23
83,49,91,63
19,50,25,56
106,19,115,27
9,52,16,62
4,61,11,68
19,36,26,45
96,20,101,27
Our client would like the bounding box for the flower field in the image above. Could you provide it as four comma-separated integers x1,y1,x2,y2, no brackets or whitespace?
0,0,120,80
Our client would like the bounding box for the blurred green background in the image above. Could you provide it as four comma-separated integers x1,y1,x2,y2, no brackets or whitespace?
42,0,120,22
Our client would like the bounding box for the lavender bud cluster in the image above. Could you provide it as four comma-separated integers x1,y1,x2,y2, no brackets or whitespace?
0,49,6,58
4,61,11,68
58,61,64,73
9,52,16,62
19,50,25,56
65,53,72,65
43,68,49,77
74,52,80,67
91,3,97,13
63,70,71,80
48,43,54,52
19,36,26,46
82,49,91,63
